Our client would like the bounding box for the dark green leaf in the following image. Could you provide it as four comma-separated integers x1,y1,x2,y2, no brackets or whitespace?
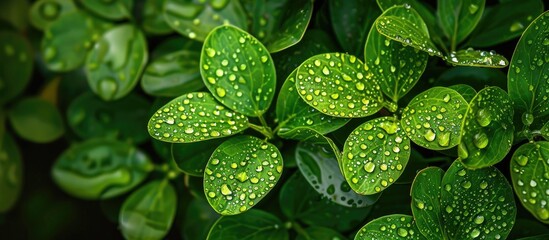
296,226,348,240
0,0,29,31
343,117,411,194
171,138,224,176
510,218,549,239
445,48,508,68
459,87,514,168
395,149,429,184
401,87,468,150
52,138,153,199
0,133,22,213
436,66,507,91
355,214,426,239
510,142,549,223
437,0,485,46
0,31,33,105
410,167,445,240
447,84,477,103
86,24,148,101
29,0,76,31
80,0,132,20
541,121,549,141
201,25,276,116
142,0,173,35
119,180,177,240
8,97,64,143
204,135,283,215
517,234,549,240
183,198,220,240
367,183,412,219
207,209,288,240
441,161,516,240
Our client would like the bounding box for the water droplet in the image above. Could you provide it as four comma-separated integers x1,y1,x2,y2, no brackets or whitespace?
468,4,479,14
530,180,537,187
474,215,484,224
458,169,467,176
397,228,408,237
322,66,330,75
515,155,528,166
443,94,451,103
327,184,335,194
437,132,450,147
476,108,492,127
423,129,436,142
416,200,425,209
473,132,489,149
208,192,216,198
206,48,216,57
221,184,232,195
98,78,117,98
462,181,472,189
216,87,226,97
364,162,375,173
470,228,480,238
445,205,453,213
458,142,469,159
510,22,524,32
522,112,534,126
538,208,549,220
355,82,365,90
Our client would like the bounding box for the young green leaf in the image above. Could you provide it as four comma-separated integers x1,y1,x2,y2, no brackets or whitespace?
148,92,249,143
364,25,428,102
295,53,384,118
183,198,220,240
355,214,426,239
410,167,445,240
459,87,514,169
119,180,177,240
207,209,288,240
401,87,468,150
86,24,148,101
142,0,173,35
0,31,33,105
296,226,348,240
445,48,508,68
296,142,379,208
8,97,64,143
343,117,411,195
201,25,276,117
204,135,283,215
52,139,152,199
80,0,132,20
447,84,477,103
29,0,76,30
171,138,224,176
437,0,485,48
510,142,549,223
163,0,247,41
0,133,22,213
375,5,443,57
440,161,516,240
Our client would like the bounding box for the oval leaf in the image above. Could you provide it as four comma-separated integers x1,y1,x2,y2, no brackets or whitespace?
401,87,468,150
0,31,33,105
446,48,508,68
8,97,64,143
459,87,514,169
52,138,152,199
201,25,276,116
29,0,76,30
80,0,132,20
447,84,477,103
437,0,485,46
355,214,426,240
148,92,249,143
207,209,288,240
142,0,173,35
171,138,224,176
204,135,283,215
0,133,22,212
343,117,411,195
410,167,445,240
183,198,220,240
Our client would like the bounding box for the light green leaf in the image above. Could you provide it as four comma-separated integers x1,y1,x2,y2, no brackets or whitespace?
163,0,247,41
445,48,508,68
437,0,485,47
447,84,477,103
296,226,348,240
119,180,177,240
295,53,384,118
401,87,468,150
459,87,514,169
207,209,288,240
201,25,276,117
86,24,148,101
8,97,64,143
183,198,220,240
148,92,248,143
204,135,283,215
355,214,426,240
80,0,132,20
510,142,549,223
29,0,76,31
410,167,445,240
441,161,516,240
52,138,152,199
0,31,33,105
142,0,173,35
343,117,411,195
0,133,22,213
171,138,224,176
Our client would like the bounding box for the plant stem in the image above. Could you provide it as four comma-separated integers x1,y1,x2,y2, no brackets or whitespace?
290,221,309,239
248,123,274,139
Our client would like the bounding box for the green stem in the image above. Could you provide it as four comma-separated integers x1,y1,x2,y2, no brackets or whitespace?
290,221,309,239
383,100,399,113
248,123,274,139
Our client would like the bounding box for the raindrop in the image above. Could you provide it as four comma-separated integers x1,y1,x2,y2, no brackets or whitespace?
510,22,524,32
470,229,481,238
468,4,479,14
515,155,528,166
423,129,436,142
473,132,489,149
221,184,232,196
397,228,408,237
474,215,485,224
364,162,375,173
476,108,492,127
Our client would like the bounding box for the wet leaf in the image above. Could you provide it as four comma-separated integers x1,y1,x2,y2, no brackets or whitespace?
148,92,248,143
207,209,288,240
510,142,549,223
203,135,283,215
459,87,514,169
80,0,132,20
410,167,445,240
8,97,64,143
86,24,148,101
201,25,276,117
436,66,507,91
343,117,411,195
440,161,516,240
67,92,151,144
142,0,173,35
277,127,342,165
171,138,224,176
52,138,152,199
437,0,485,46
182,198,219,240
355,214,426,239
447,84,477,103
0,133,22,213
119,180,177,240
163,0,247,41
296,226,348,240
541,121,549,141
445,48,508,68
29,0,76,30
0,31,33,105
375,5,443,57
295,53,384,118
401,87,468,150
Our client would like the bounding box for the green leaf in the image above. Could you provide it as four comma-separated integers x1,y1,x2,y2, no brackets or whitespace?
8,97,64,143
0,133,22,213
80,0,132,20
201,25,276,117
355,214,426,239
343,117,411,195
410,167,445,240
459,87,514,168
183,198,220,240
364,25,428,102
517,234,549,240
436,66,507,91
163,0,247,41
437,0,485,47
119,180,177,240
447,84,477,103
148,92,248,143
0,0,29,31
296,142,379,207
510,218,549,239
67,92,151,144
86,24,148,101
375,5,443,57
510,142,549,223
296,226,348,240
401,87,468,150
52,138,152,199
440,161,516,240
541,121,549,141
508,11,549,129
29,0,76,31
207,209,288,240
41,11,111,72
0,31,33,105
445,48,508,68
171,138,224,176
468,0,543,47
204,135,283,215
142,0,173,35
295,53,384,118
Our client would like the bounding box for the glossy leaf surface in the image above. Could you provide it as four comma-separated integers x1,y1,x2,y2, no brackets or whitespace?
355,214,426,240
142,0,173,35
207,209,288,240
0,133,22,212
29,0,76,30
448,84,477,103
541,121,549,141
437,0,485,46
445,48,508,68
0,31,33,105
410,167,445,240
171,138,224,176
80,0,132,20
8,97,64,143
